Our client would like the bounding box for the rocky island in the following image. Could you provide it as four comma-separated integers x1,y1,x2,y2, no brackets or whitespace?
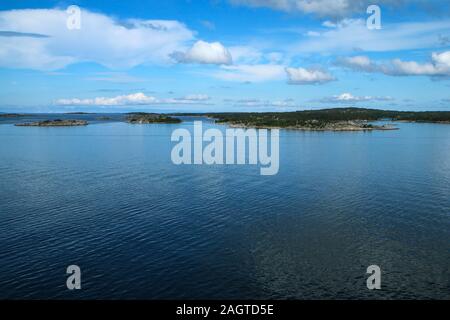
15,119,88,127
126,113,181,124
172,108,450,131
225,119,397,131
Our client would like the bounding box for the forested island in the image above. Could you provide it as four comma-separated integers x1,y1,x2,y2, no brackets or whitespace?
174,108,450,131
126,113,182,124
15,119,88,127
64,112,95,115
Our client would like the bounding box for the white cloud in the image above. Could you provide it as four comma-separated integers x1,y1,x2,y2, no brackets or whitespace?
228,46,286,65
390,59,441,76
0,8,194,70
286,67,335,85
322,21,337,28
291,19,450,54
432,51,450,68
337,55,375,71
228,46,263,64
338,51,450,77
55,92,212,106
214,64,285,82
172,40,232,65
229,0,420,19
207,45,288,83
319,92,394,103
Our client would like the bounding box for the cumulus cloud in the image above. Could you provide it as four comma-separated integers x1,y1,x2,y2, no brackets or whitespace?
214,64,285,82
338,51,450,77
0,8,194,70
285,67,335,85
390,59,443,76
55,92,212,106
319,93,394,103
229,0,421,19
172,40,232,65
337,55,376,71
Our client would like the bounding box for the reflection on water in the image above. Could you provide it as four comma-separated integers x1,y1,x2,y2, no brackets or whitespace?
0,115,449,299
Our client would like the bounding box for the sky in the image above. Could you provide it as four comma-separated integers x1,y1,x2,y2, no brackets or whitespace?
0,0,450,113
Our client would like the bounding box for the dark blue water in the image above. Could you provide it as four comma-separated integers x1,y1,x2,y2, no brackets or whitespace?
0,115,449,299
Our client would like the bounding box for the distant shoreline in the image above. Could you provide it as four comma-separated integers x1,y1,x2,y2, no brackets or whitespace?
3,108,450,131
172,108,450,130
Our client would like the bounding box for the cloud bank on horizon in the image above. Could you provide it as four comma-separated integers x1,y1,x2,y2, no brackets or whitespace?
56,92,212,106
0,0,449,112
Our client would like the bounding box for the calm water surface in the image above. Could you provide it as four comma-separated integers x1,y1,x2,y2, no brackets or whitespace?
0,115,449,299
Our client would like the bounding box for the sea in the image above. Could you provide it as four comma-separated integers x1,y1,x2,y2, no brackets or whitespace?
0,113,449,299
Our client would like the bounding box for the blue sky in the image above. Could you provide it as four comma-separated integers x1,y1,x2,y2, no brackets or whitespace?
0,0,450,113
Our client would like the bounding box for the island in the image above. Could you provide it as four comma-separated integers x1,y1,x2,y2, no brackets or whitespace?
224,120,396,131
15,119,88,127
0,113,27,118
97,116,112,120
173,108,450,131
8,108,450,131
64,112,95,115
126,113,182,124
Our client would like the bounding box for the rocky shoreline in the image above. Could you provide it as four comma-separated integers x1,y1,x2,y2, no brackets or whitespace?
225,120,398,131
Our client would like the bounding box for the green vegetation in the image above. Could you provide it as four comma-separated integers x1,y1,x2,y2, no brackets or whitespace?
126,113,182,124
8,108,450,131
64,112,95,115
15,119,88,127
174,108,450,130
